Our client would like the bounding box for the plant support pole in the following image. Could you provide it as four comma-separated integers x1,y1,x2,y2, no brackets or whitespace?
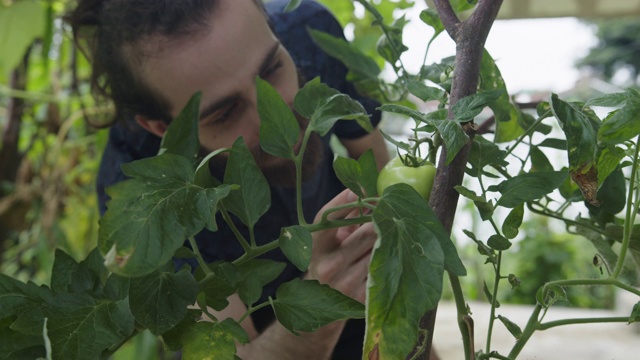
414,1,504,359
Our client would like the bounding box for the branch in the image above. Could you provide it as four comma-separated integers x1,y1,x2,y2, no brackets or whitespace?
433,0,461,40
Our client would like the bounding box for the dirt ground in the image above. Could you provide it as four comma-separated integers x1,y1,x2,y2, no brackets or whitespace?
433,291,640,360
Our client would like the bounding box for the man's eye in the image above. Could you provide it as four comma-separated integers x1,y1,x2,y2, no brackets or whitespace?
262,60,283,78
206,103,237,125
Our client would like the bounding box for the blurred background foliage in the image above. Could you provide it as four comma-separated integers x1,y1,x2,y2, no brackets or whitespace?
0,1,635,358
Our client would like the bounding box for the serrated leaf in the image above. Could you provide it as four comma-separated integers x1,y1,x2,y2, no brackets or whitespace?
454,185,485,202
11,294,134,360
598,97,640,146
433,120,469,165
487,234,512,251
498,315,522,339
468,136,508,171
585,91,632,108
311,94,372,135
538,138,567,150
0,317,45,359
452,89,503,122
272,279,364,335
419,8,444,36
68,248,108,296
308,29,381,80
237,259,286,306
550,94,600,175
198,262,240,311
0,275,51,319
380,129,411,152
99,153,233,276
333,150,378,198
181,321,239,360
475,199,495,221
407,80,446,103
50,249,79,294
278,225,312,272
257,77,300,159
223,138,271,228
488,171,568,208
160,309,201,351
378,103,427,124
129,269,198,335
530,146,554,172
502,204,524,239
160,92,201,159
365,183,459,359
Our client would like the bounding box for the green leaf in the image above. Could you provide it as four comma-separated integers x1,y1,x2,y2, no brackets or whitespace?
378,103,427,124
68,248,108,296
451,0,477,12
468,136,508,171
452,89,504,122
585,90,633,108
308,28,381,80
380,129,411,152
223,138,271,228
376,16,409,65
181,321,241,360
194,148,227,189
333,150,379,198
284,0,302,12
488,171,568,208
480,50,523,142
487,234,512,251
597,147,625,188
365,184,449,359
129,269,198,335
160,92,201,159
11,294,134,360
0,317,45,359
0,1,46,76
294,77,372,135
50,249,79,294
530,146,554,172
278,225,313,272
272,279,364,335
257,77,300,159
159,309,201,351
502,204,524,239
598,97,640,146
538,138,567,150
0,275,51,319
629,302,640,324
237,259,286,306
433,120,469,165
550,94,601,174
419,9,444,37
99,153,233,276
407,80,446,103
198,262,240,311
498,315,522,339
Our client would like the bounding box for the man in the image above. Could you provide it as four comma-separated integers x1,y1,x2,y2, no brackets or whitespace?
68,0,391,358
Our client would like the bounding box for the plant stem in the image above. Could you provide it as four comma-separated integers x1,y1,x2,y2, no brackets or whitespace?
239,300,273,324
232,240,281,267
305,216,373,233
503,111,551,158
219,205,252,252
448,274,474,360
485,251,502,354
188,236,212,276
539,316,630,331
295,128,312,226
613,135,640,278
507,304,542,359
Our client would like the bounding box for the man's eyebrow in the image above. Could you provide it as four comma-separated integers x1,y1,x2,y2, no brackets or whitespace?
199,41,282,121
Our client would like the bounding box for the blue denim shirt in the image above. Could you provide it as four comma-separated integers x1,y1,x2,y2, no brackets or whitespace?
97,1,380,357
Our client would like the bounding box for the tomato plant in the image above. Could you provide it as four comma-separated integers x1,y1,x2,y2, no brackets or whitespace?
377,156,436,201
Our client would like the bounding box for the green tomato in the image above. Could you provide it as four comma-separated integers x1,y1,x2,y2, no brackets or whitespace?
377,157,437,201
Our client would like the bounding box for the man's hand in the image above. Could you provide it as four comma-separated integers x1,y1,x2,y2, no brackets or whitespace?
306,189,378,303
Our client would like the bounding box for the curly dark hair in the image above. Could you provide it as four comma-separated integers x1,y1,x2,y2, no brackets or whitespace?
65,0,265,127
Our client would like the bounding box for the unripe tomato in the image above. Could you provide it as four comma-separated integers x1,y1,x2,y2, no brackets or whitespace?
377,157,437,201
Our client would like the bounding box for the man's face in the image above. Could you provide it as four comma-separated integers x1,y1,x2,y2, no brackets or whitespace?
133,0,309,177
